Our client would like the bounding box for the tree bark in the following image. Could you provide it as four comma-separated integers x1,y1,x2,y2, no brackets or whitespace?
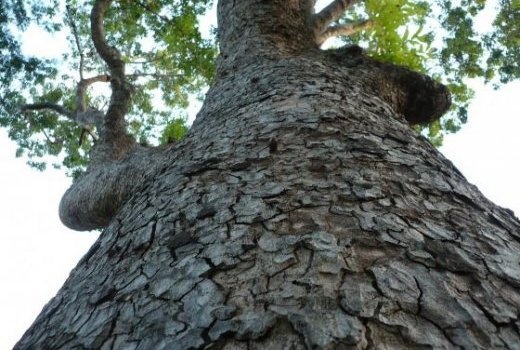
16,1,520,349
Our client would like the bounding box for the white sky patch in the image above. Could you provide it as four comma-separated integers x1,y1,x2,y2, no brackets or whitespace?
19,23,68,58
199,2,218,40
474,0,499,33
440,80,520,215
0,130,99,349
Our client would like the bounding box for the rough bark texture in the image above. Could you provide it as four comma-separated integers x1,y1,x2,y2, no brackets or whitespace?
16,1,520,349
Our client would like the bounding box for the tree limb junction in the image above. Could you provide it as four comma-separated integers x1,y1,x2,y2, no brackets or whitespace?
316,19,373,45
313,0,362,36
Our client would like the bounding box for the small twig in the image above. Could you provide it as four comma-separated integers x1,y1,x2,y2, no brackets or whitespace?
134,0,171,24
41,128,61,146
66,4,85,80
127,59,161,65
86,126,99,141
20,109,63,146
127,52,168,65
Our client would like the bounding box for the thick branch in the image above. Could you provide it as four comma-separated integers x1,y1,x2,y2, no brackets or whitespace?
326,47,451,124
317,19,373,46
21,103,74,119
91,0,123,76
21,74,109,138
59,0,137,232
313,0,361,34
91,0,132,142
64,4,107,140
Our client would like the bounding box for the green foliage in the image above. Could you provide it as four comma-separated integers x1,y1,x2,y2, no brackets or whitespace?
159,117,189,144
364,0,433,72
336,0,519,142
483,0,520,84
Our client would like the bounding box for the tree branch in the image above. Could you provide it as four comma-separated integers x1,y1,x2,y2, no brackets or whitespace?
21,103,74,119
20,102,99,144
313,0,362,35
20,102,101,143
317,19,373,46
41,128,59,145
76,74,111,113
24,0,135,159
21,73,110,143
66,4,85,80
67,2,110,132
91,0,132,142
91,0,123,75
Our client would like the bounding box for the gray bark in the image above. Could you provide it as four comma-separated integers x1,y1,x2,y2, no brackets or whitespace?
16,1,520,349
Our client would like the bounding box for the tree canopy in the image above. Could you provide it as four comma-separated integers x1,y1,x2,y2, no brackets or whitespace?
0,0,518,176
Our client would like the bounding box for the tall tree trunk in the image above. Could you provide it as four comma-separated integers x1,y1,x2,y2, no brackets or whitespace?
16,1,520,349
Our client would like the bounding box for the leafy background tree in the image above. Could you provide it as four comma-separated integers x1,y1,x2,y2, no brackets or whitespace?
0,0,518,347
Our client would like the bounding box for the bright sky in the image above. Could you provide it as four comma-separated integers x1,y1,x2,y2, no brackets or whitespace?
1,2,519,349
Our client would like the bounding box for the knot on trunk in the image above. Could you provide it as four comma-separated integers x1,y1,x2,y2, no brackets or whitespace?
59,164,137,231
327,46,452,125
59,142,157,231
385,65,452,125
